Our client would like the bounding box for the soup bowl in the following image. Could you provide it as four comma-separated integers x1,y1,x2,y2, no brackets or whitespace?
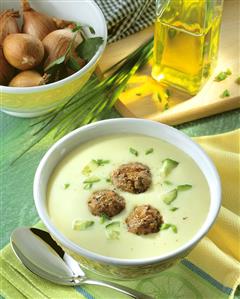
34,118,221,279
0,0,107,118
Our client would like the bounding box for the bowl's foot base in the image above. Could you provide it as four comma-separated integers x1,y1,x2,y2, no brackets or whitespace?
1,108,53,118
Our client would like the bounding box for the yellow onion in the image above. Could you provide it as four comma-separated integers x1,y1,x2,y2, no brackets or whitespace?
3,33,44,70
9,70,49,87
0,48,15,85
0,9,20,45
21,0,73,40
42,29,82,68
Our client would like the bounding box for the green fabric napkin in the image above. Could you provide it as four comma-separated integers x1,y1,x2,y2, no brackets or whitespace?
0,241,230,299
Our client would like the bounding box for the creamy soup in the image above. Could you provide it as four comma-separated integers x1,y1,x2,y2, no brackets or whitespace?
47,134,210,259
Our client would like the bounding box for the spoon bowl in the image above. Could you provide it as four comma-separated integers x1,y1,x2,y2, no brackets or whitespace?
11,227,153,299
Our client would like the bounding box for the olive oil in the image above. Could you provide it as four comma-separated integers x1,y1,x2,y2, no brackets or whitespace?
152,0,223,95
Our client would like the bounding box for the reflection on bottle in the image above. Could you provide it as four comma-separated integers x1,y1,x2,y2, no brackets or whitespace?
152,0,224,95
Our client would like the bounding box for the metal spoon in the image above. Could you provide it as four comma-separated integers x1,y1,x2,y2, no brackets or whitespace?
10,227,153,299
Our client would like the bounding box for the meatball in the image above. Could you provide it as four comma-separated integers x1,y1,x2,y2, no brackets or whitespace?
126,204,163,235
111,162,152,194
88,189,125,217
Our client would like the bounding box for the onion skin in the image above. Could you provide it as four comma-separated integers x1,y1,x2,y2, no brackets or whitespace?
42,29,82,68
0,48,15,86
21,0,74,40
9,70,48,87
21,0,57,41
0,9,20,46
3,33,44,71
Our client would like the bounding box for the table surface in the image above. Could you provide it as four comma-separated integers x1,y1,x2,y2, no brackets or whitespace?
1,108,240,250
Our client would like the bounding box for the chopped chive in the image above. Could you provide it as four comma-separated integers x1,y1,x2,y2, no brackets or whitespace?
177,184,192,191
64,183,70,189
226,68,232,76
160,223,171,230
163,180,173,186
129,147,138,156
83,183,93,190
145,148,154,155
166,89,171,97
83,177,101,184
182,217,188,220
170,207,179,212
236,76,240,85
82,160,98,176
105,221,120,240
106,178,111,183
162,189,178,205
160,223,177,233
215,72,228,81
171,224,178,233
220,89,230,98
136,93,142,96
92,159,110,166
160,158,179,177
72,220,94,231
82,165,92,176
99,213,110,224
215,69,232,82
82,159,110,176
83,177,100,190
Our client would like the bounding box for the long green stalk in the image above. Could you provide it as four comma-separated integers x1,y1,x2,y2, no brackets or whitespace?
13,37,154,163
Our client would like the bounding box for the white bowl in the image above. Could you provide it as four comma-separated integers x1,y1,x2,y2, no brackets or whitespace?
0,0,107,118
34,118,221,279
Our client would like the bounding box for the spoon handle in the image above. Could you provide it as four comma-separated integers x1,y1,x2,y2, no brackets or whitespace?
79,278,153,299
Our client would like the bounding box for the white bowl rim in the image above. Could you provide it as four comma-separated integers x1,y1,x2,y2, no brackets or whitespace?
1,0,107,94
34,118,221,266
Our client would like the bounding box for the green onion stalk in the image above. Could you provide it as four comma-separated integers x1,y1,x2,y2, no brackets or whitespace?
13,37,154,163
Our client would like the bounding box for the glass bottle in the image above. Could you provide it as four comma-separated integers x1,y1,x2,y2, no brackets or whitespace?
152,0,224,95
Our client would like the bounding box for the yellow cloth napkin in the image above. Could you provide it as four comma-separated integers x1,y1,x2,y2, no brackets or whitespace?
1,129,240,299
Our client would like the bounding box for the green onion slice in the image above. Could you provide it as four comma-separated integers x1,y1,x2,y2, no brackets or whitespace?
160,158,179,177
105,221,120,240
64,183,70,189
99,213,110,224
177,184,192,191
162,189,178,205
160,223,178,233
129,147,138,156
72,220,94,231
145,148,154,155
170,207,178,212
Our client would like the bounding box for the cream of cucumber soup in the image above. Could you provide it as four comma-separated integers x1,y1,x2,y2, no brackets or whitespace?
47,134,210,259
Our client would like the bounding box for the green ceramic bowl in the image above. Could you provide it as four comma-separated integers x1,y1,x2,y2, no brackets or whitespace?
0,0,107,118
